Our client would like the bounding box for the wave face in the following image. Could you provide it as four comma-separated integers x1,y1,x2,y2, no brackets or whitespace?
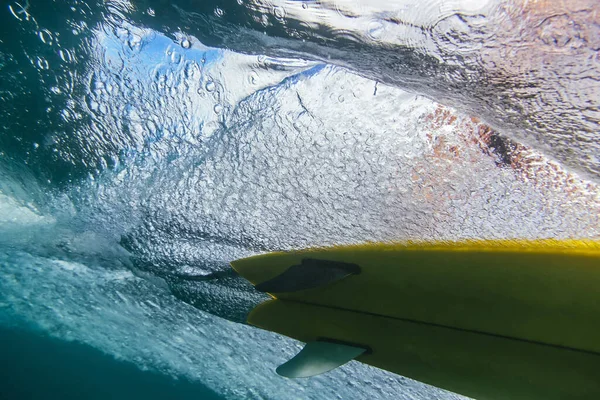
0,1,598,398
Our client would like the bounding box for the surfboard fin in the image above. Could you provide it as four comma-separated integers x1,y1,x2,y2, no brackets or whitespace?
255,258,360,293
276,340,368,378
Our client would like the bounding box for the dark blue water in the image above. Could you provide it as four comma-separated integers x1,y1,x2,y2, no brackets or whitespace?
0,327,221,400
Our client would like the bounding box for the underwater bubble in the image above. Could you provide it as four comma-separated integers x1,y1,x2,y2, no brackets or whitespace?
181,39,191,49
205,80,216,92
215,8,224,17
367,21,384,40
8,2,30,21
214,104,223,114
273,6,286,21
58,49,74,63
260,14,270,27
38,29,54,45
146,8,155,17
36,57,49,70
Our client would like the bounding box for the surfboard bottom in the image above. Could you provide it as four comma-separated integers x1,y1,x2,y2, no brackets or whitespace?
249,300,600,400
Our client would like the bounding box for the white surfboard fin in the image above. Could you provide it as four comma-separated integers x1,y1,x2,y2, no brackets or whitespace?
255,258,360,293
276,340,368,378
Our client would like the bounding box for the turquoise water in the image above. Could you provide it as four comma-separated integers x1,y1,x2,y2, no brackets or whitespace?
1,0,598,399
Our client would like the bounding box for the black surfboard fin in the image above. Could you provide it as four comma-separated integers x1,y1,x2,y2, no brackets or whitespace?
254,258,360,293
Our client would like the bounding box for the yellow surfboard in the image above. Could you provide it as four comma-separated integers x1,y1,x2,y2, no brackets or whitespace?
231,240,600,399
